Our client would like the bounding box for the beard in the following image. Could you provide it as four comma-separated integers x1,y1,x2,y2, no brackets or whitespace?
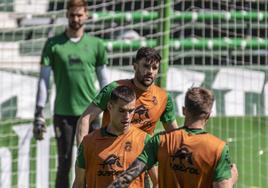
137,72,154,87
69,21,83,31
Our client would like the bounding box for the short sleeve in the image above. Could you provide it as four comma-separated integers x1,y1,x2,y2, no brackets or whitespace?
40,38,54,66
96,39,108,66
93,81,119,110
138,134,160,169
213,144,232,182
144,134,151,145
160,92,176,123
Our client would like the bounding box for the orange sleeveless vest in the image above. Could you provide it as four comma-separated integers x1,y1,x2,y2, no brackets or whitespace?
158,129,225,188
82,126,147,188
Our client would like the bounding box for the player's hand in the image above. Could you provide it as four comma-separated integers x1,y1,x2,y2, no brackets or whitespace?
107,177,129,188
33,116,46,140
33,106,46,140
231,163,238,185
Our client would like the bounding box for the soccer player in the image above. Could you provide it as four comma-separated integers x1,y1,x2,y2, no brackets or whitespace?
108,87,238,188
76,47,178,145
32,0,108,187
72,86,151,188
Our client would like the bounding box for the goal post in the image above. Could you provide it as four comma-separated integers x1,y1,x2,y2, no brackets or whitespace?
157,0,171,88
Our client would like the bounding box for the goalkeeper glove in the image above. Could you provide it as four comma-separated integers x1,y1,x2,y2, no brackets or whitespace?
33,106,46,140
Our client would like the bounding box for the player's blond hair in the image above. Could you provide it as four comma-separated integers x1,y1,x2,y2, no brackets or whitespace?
185,87,214,119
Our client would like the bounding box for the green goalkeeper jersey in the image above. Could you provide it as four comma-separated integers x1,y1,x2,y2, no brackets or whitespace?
41,32,108,115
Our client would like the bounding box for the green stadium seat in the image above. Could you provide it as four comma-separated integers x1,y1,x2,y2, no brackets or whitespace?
0,0,13,12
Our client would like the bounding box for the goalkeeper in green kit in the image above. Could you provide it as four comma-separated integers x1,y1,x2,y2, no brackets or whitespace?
32,0,108,187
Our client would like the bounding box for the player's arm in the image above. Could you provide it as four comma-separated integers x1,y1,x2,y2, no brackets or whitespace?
33,38,54,140
73,143,86,188
76,103,102,145
143,134,158,188
72,166,85,188
213,164,238,188
96,65,109,88
33,65,51,140
213,145,238,188
108,159,147,188
96,38,109,88
148,166,158,188
161,93,178,131
36,65,51,109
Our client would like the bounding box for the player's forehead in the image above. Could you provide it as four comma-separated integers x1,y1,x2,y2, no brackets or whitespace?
67,6,87,14
138,58,160,66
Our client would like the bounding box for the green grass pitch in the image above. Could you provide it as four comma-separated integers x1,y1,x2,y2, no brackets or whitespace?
0,116,267,187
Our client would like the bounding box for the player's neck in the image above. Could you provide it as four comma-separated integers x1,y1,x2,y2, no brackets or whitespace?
107,124,129,136
184,118,206,129
66,27,84,38
133,77,151,91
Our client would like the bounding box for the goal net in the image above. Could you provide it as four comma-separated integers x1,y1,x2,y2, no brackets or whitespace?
0,0,267,187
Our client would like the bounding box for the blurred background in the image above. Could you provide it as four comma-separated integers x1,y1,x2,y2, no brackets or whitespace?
0,0,267,187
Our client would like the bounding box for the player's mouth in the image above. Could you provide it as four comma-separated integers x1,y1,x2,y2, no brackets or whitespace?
121,121,130,126
70,22,82,29
144,75,153,81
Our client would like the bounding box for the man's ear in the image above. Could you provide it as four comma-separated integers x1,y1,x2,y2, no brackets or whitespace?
205,113,211,120
133,61,138,71
107,102,112,111
203,112,211,124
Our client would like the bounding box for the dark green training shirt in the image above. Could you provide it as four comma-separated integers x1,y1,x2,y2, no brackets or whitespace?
41,32,108,115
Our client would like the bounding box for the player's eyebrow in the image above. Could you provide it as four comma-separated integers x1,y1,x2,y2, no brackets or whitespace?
120,107,135,112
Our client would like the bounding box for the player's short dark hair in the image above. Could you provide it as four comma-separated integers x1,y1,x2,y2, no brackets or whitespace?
135,47,161,64
185,87,214,119
110,86,136,103
67,0,88,10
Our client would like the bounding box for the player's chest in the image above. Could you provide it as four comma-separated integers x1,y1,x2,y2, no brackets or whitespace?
133,94,166,122
52,44,97,71
90,138,143,172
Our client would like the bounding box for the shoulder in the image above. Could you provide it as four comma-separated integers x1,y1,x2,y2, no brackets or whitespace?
98,80,119,93
82,129,101,145
102,81,119,92
151,85,169,99
130,126,146,134
157,128,184,140
151,84,167,93
49,32,66,42
205,132,225,143
45,33,66,46
116,79,133,86
129,126,147,137
114,79,137,90
202,132,226,152
85,34,104,44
